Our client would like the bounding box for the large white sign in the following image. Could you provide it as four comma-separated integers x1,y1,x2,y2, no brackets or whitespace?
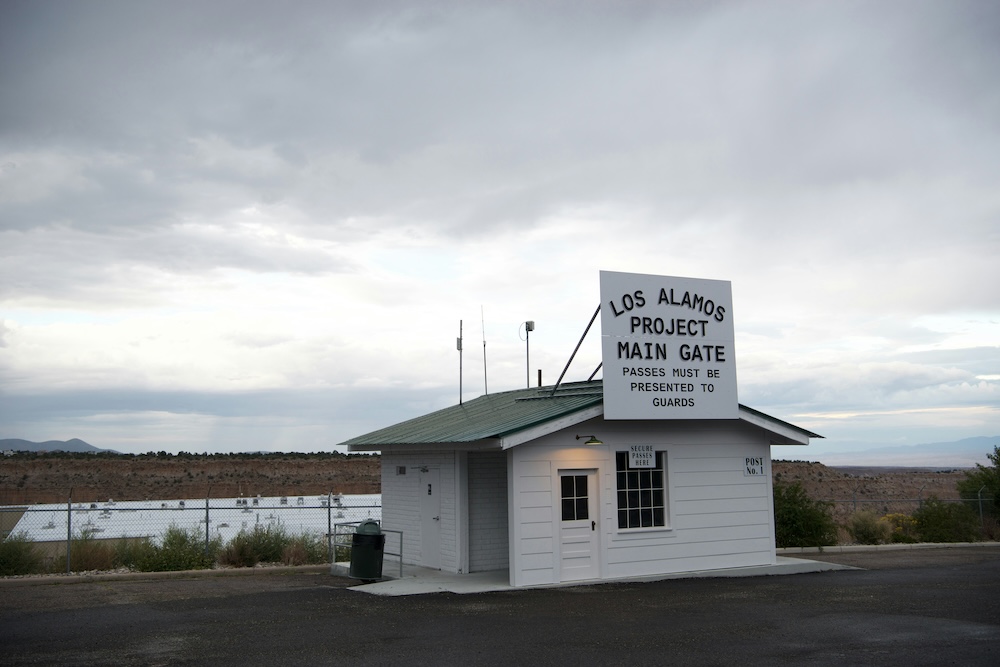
600,271,738,420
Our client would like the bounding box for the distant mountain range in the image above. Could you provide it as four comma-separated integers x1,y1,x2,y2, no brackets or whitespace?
814,435,999,467
1,438,106,453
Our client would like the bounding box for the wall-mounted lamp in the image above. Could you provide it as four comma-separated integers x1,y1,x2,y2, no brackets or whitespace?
575,435,604,446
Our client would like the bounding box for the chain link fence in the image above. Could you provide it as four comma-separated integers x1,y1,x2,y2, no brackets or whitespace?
1,493,382,574
822,496,997,542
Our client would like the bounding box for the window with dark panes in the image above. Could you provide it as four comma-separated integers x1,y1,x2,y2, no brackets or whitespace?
560,474,589,521
615,451,667,529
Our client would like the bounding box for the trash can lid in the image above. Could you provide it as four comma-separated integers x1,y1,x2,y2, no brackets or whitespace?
356,519,382,535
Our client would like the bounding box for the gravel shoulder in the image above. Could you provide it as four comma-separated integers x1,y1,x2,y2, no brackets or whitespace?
781,542,1000,570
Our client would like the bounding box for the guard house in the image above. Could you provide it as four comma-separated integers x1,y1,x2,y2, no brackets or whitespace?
342,380,820,587
343,270,820,586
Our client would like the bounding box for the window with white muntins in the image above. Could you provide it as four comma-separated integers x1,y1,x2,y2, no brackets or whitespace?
615,450,668,529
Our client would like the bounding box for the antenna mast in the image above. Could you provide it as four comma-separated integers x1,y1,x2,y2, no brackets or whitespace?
481,306,488,395
457,320,463,405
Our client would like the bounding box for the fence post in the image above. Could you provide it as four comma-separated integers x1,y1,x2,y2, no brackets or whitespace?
979,485,987,535
65,489,72,574
327,492,332,564
205,488,211,556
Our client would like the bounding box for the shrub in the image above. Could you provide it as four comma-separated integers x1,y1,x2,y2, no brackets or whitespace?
219,524,290,568
65,531,116,572
773,481,838,548
957,445,1000,519
114,536,159,570
847,511,892,545
914,497,979,543
882,513,919,543
0,532,45,576
121,525,218,572
156,524,218,570
281,533,327,566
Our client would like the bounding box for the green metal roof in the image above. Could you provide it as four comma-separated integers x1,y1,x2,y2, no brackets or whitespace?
339,381,604,447
339,379,822,449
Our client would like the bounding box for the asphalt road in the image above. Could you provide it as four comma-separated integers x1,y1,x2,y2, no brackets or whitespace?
1,547,998,666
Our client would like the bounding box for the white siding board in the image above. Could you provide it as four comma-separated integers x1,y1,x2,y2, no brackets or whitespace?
519,568,556,586
520,522,553,539
674,496,770,515
518,491,552,508
517,460,552,476
671,457,744,473
519,476,552,493
673,510,770,530
674,483,767,502
606,537,774,564
521,552,554,570
520,505,553,523
673,470,755,486
520,537,554,555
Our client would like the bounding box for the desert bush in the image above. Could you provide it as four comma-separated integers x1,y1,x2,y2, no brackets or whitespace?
882,513,919,543
847,511,892,545
121,525,218,572
773,481,838,548
0,532,45,576
914,497,979,543
957,445,1000,519
114,536,158,570
219,524,290,567
981,515,1000,541
281,532,327,566
65,531,116,572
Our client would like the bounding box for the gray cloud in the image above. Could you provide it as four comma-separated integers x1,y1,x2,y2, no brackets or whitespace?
1,0,998,457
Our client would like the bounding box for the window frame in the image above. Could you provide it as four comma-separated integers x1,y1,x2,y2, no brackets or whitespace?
614,448,670,532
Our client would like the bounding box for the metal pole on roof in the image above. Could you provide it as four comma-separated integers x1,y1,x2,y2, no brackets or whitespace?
551,304,601,396
523,320,535,389
457,320,463,405
481,306,488,395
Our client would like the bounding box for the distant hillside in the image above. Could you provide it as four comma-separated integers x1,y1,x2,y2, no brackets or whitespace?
816,435,999,467
0,438,106,454
0,453,379,504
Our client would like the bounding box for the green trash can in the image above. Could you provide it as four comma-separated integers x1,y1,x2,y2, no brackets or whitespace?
348,520,385,583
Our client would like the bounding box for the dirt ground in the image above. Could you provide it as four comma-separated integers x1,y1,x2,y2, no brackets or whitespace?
1,454,970,509
0,454,381,504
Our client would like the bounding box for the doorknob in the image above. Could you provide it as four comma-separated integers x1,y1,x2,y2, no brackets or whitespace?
433,516,440,521
591,520,596,531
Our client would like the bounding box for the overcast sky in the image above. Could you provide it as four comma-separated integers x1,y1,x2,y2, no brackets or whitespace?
1,1,998,463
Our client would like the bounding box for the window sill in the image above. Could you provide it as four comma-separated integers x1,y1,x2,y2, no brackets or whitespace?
614,525,674,536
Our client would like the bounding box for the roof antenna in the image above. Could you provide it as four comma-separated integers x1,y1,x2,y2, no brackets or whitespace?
457,320,463,405
481,306,489,395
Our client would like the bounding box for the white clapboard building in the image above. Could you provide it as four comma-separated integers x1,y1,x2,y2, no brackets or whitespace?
343,271,820,586
342,380,819,587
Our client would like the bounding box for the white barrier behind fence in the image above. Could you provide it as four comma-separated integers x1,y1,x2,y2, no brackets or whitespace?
5,494,383,545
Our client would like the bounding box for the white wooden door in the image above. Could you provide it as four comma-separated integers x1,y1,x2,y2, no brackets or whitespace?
420,468,441,569
558,469,599,582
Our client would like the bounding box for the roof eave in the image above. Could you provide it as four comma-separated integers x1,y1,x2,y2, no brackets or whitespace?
499,404,605,450
738,404,823,445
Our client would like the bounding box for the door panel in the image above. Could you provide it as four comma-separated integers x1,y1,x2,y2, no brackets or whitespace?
558,469,599,581
420,468,441,569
